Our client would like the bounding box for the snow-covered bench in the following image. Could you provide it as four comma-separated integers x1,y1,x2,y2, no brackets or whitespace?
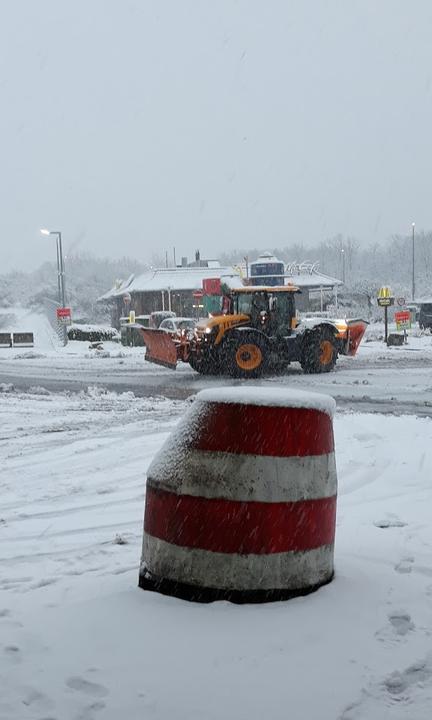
0,333,12,348
12,332,34,347
0,332,34,348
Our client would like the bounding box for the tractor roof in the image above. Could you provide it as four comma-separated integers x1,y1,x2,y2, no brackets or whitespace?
231,285,299,294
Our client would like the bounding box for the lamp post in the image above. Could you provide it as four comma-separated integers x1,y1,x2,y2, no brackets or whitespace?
341,248,346,284
41,228,67,345
411,222,415,301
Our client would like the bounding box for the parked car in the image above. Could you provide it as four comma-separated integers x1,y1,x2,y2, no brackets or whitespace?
418,301,432,330
149,311,176,329
159,317,196,338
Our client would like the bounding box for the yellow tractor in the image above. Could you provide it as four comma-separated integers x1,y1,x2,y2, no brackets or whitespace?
137,285,367,378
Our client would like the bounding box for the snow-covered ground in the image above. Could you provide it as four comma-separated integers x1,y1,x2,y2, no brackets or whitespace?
1,385,432,719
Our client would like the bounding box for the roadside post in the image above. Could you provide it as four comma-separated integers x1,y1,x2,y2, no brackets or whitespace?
56,307,72,344
139,387,337,603
377,287,394,344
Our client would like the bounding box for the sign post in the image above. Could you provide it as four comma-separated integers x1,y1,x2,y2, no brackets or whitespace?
377,287,394,344
395,310,411,343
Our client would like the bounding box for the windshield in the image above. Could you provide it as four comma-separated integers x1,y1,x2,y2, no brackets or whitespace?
236,294,254,315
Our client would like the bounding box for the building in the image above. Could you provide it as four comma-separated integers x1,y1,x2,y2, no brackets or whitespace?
99,264,238,328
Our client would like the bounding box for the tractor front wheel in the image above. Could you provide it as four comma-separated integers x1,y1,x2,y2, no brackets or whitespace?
225,334,267,378
189,352,217,375
300,327,338,374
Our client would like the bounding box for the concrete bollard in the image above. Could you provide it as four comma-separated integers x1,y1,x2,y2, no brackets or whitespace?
139,387,337,602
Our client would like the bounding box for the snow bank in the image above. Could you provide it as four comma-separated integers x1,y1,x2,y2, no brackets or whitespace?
0,306,57,351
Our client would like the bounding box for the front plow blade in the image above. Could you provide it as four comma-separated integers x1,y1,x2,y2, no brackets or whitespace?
345,319,368,356
136,328,179,369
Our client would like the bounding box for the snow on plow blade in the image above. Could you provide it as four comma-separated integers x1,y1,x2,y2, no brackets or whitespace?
137,328,179,369
344,319,368,356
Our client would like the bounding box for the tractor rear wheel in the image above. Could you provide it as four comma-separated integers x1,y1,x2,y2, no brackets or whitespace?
300,326,338,374
226,333,267,378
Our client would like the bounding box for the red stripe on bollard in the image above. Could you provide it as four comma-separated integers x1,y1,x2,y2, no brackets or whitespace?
144,486,337,554
189,403,334,457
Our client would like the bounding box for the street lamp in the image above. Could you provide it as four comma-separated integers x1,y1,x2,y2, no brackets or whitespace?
411,222,415,301
341,248,346,284
40,228,67,345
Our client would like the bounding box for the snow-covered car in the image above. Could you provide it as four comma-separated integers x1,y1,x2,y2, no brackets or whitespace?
149,311,176,329
158,317,196,339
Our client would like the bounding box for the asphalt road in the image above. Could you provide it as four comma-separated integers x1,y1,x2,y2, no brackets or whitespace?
1,352,432,416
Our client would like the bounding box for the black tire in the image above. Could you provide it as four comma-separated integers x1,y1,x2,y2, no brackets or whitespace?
224,332,267,378
300,326,338,374
189,354,213,375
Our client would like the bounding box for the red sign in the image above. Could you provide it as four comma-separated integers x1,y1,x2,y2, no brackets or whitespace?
394,311,410,323
192,290,203,299
56,307,72,325
202,278,221,296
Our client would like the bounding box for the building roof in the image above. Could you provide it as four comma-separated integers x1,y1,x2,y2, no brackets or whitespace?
284,262,343,289
286,270,343,289
250,252,283,266
99,262,342,302
99,266,239,300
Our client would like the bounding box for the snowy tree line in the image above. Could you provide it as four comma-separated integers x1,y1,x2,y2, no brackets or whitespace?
1,234,432,323
219,232,432,303
0,254,145,322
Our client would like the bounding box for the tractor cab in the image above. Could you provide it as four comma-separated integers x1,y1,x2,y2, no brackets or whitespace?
230,287,298,337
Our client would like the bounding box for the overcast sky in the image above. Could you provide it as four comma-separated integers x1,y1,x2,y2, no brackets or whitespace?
1,0,431,272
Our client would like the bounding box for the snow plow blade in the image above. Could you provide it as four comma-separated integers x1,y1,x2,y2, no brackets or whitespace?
344,319,368,356
136,327,179,369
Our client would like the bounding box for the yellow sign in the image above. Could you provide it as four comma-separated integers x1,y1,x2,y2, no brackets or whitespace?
378,286,392,299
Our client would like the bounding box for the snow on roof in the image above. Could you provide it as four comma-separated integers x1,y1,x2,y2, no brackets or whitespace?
250,252,282,265
286,271,343,288
99,266,240,300
99,263,341,302
221,271,341,291
98,274,135,301
196,387,336,416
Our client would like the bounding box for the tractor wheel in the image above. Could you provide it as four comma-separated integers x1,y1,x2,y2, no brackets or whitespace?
189,353,217,375
300,327,338,374
226,333,267,378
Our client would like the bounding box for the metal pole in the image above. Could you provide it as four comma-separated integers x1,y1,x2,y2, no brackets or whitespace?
412,222,415,300
54,231,67,345
56,237,62,307
57,231,66,308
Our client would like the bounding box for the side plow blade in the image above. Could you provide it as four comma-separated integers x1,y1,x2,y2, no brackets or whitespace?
135,327,179,369
345,319,368,356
